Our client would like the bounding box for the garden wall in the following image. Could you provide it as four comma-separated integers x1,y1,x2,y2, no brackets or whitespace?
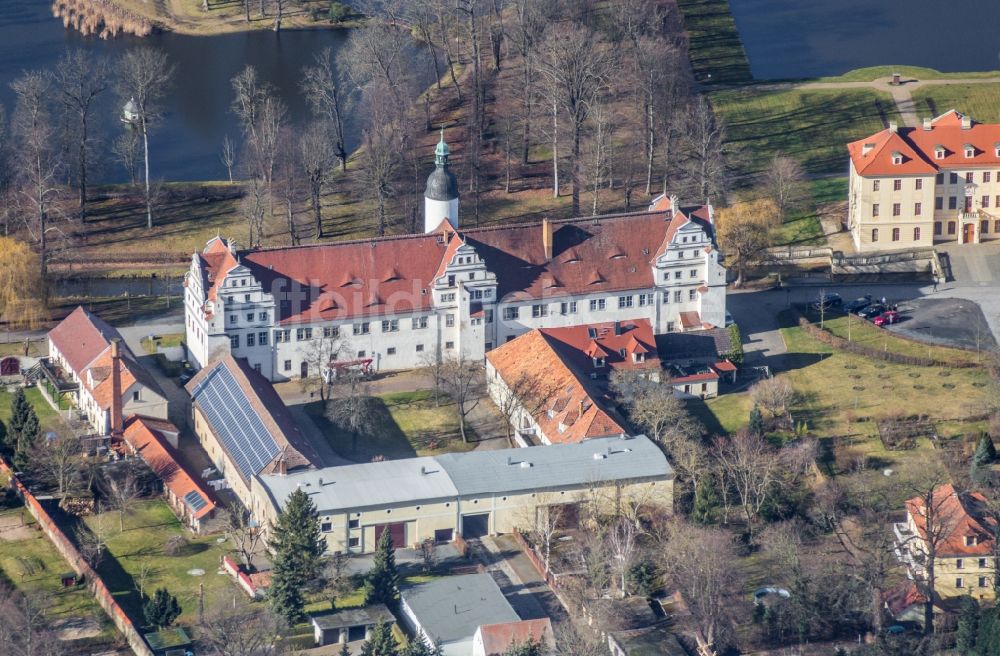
0,458,154,656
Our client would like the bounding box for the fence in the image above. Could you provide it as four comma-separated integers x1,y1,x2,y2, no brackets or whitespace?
221,555,261,599
0,458,154,656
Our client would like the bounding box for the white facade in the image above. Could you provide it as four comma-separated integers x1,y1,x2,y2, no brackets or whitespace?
424,196,459,233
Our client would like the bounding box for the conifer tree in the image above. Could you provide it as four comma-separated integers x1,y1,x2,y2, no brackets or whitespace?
12,400,39,471
364,529,400,607
972,434,998,485
956,595,980,655
268,488,327,623
502,641,543,656
402,637,443,656
360,620,398,656
143,587,181,629
340,641,351,656
748,405,765,437
7,388,31,454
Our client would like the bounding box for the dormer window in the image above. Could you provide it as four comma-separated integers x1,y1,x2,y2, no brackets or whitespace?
966,535,978,547
935,146,945,160
891,151,903,165
593,357,605,368
965,144,975,158
619,348,627,358
995,143,1000,157
447,275,455,287
633,352,645,363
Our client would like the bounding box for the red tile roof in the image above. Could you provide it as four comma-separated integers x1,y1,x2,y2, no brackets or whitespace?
883,580,927,617
905,483,996,557
849,110,1000,176
201,206,712,325
201,237,238,303
123,417,216,520
540,319,661,375
48,306,124,374
478,618,554,655
679,311,702,330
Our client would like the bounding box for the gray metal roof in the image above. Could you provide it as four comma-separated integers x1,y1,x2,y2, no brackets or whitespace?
310,604,394,630
438,435,671,497
258,435,671,514
425,166,459,201
259,456,459,512
402,574,518,646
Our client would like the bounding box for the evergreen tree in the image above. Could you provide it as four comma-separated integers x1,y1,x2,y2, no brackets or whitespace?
972,434,997,485
340,642,351,656
6,388,32,460
748,404,765,436
957,595,981,656
360,620,398,656
268,488,327,624
364,529,400,606
401,638,442,656
143,587,181,629
13,404,39,471
692,475,719,524
502,640,543,656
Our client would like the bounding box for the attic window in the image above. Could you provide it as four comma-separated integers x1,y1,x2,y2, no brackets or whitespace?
619,348,627,358
995,143,1000,157
633,352,645,363
966,535,978,547
593,357,606,368
587,328,597,338
935,146,945,160
891,152,903,165
965,145,975,158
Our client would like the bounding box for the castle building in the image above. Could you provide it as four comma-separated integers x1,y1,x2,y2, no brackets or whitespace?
183,138,728,381
848,110,1000,252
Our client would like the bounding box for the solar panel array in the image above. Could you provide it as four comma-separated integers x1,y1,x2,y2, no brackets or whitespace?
191,365,280,480
184,490,207,512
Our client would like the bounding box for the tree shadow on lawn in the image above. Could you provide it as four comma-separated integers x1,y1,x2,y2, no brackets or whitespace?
306,398,417,462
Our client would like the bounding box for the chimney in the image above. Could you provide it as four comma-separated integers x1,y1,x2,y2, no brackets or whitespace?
962,115,973,130
923,117,933,131
578,399,584,417
110,339,124,441
888,121,898,134
542,218,554,261
275,457,287,476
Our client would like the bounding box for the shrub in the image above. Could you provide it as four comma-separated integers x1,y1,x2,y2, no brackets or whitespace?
328,1,350,22
724,323,744,366
163,535,188,556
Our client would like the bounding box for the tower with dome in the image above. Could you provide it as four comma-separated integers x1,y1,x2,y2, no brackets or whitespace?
424,128,459,233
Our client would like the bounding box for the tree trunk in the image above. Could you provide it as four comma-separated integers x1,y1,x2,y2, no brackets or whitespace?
273,0,281,32
312,180,322,238
243,0,249,21
571,117,581,216
259,0,265,18
458,407,468,443
286,195,295,245
438,14,462,101
142,120,152,229
645,103,654,196
521,64,532,165
551,102,558,198
79,113,88,221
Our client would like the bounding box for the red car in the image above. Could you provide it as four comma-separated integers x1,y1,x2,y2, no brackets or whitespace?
874,311,900,327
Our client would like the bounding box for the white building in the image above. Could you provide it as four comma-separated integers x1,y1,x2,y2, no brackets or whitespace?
184,140,727,381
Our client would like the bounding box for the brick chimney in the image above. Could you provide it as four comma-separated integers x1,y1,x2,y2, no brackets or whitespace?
542,218,554,261
110,339,124,440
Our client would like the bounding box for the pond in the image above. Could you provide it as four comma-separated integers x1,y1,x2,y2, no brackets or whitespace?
730,0,1000,80
0,1,421,182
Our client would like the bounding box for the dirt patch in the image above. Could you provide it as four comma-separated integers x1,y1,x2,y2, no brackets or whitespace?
0,511,35,542
51,615,102,641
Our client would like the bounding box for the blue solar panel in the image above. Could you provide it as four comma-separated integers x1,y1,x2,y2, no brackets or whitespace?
191,366,280,480
184,490,207,512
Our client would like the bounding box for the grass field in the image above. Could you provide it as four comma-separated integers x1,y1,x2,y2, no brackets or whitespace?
0,339,46,359
712,87,899,176
83,500,235,628
676,0,752,85
0,387,66,436
140,333,186,355
910,83,1000,123
815,66,1000,83
305,389,475,462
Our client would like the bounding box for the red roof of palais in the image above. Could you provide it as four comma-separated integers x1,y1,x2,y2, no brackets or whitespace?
478,618,554,656
905,483,996,557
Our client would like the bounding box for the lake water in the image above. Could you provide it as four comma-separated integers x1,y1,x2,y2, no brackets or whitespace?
0,1,390,182
730,0,1000,79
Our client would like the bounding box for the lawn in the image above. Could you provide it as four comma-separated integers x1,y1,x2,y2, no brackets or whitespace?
140,333,185,355
82,500,235,628
0,338,46,358
815,66,1000,83
0,506,109,627
676,0,753,85
910,83,1000,123
768,178,847,247
305,390,475,463
712,87,900,176
0,386,66,436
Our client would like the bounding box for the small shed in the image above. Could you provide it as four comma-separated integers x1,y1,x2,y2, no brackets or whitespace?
145,627,193,656
0,356,19,376
310,605,395,646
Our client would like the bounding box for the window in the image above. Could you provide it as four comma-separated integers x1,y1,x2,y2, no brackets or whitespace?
560,301,577,315
381,319,399,333
967,535,979,547
951,172,959,184
914,227,921,241
447,274,455,287
936,149,946,160
589,299,606,311
485,309,493,323
936,173,944,184
471,289,484,300
638,293,654,307
872,228,879,242
229,315,236,324
967,196,974,211
996,195,1000,208
949,196,958,210
667,321,676,332
967,171,975,182
283,360,292,371
244,294,250,302
441,293,456,302
995,220,1000,233
353,322,370,335
873,180,880,191
132,390,141,402
674,290,682,303
259,312,267,321
892,203,901,216
892,227,900,242
980,558,989,568
246,333,255,347
348,519,359,529
985,172,992,183
445,341,454,350
275,330,290,343
915,178,923,190
935,222,942,235
688,289,697,301
321,326,337,339
956,577,964,588
872,203,879,217
689,269,699,278
985,196,992,208
503,306,520,320
674,271,683,280
981,577,989,588
415,344,424,352
230,335,240,349
253,363,261,373
485,342,493,350
348,537,360,548
321,522,332,533
935,197,943,210
957,559,965,569
386,347,396,355
914,202,922,216
593,356,606,368
678,251,686,259
246,312,254,322
617,295,634,309
532,304,548,318
948,221,957,235
357,350,366,358
446,313,455,327
893,179,901,191
296,328,312,341
258,331,269,346
412,316,428,329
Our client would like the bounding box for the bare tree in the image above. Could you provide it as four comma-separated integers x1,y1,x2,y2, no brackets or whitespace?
299,122,335,239
764,155,807,222
220,134,236,183
200,600,284,656
113,130,141,185
0,583,61,656
76,507,111,570
29,433,83,495
491,370,557,447
11,70,63,282
436,354,484,443
326,369,375,454
538,22,614,216
507,0,551,164
360,82,405,237
716,198,779,287
342,20,411,109
585,97,613,215
232,66,286,213
749,376,794,419
117,47,174,229
610,370,700,447
133,551,158,599
271,0,286,31
522,495,566,574
301,47,350,172
713,430,784,538
103,467,142,532
240,177,268,248
680,95,728,203
53,49,108,222
606,517,640,598
273,126,300,246
227,503,264,571
299,333,343,400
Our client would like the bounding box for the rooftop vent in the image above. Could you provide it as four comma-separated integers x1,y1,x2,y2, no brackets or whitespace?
593,453,607,460
962,115,973,130
888,121,898,134
923,118,933,130
862,142,876,156
519,461,533,469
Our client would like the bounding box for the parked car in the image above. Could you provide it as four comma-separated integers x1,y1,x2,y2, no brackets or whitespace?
874,311,900,327
812,292,843,312
844,295,873,313
857,304,886,320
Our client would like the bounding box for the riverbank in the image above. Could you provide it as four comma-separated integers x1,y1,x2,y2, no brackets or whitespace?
95,0,361,36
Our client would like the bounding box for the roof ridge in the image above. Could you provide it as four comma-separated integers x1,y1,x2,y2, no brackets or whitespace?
461,210,669,236
240,231,439,255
